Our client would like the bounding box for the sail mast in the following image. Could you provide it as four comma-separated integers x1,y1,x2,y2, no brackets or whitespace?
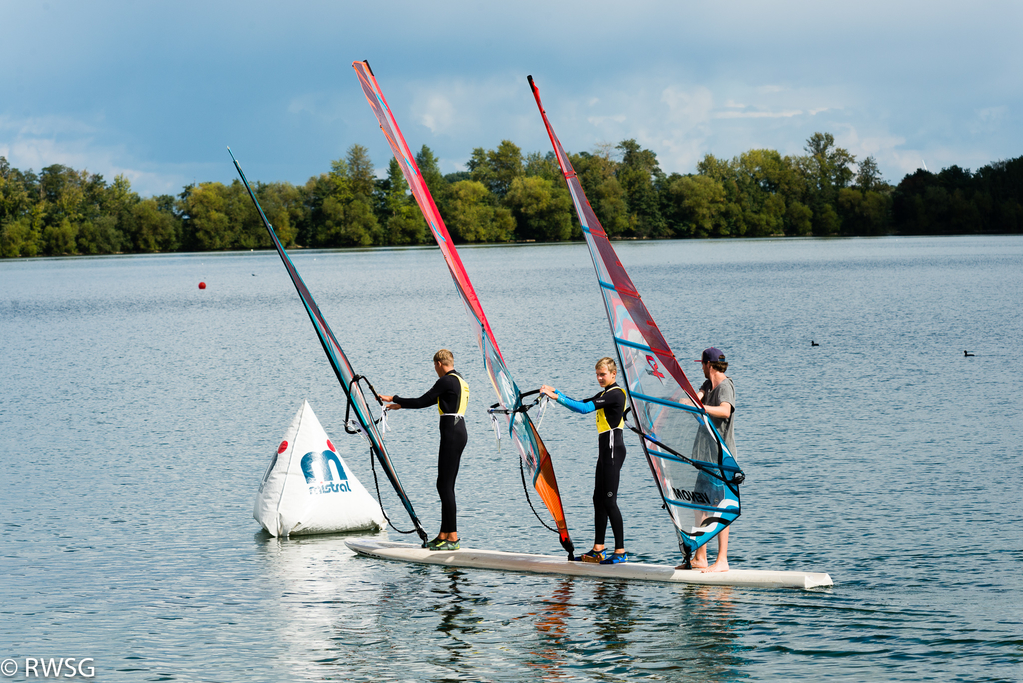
526,77,743,565
352,61,575,557
229,149,428,543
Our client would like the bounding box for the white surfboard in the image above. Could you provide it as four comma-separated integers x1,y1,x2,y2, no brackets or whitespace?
345,538,833,590
254,401,385,536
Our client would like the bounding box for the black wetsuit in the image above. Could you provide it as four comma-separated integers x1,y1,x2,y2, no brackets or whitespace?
394,370,469,534
556,383,628,549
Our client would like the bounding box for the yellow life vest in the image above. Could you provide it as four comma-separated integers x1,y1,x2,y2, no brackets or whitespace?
438,372,470,417
595,385,626,433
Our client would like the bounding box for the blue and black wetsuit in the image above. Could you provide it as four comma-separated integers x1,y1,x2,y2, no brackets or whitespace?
394,370,470,534
555,383,628,550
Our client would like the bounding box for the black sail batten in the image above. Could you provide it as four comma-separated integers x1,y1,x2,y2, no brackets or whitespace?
229,148,428,543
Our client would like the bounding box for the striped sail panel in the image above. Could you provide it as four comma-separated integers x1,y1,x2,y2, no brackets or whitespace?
527,77,742,558
230,149,427,542
352,62,573,554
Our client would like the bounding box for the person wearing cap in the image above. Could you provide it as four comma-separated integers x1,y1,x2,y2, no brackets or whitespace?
378,349,469,551
684,347,737,572
540,357,630,565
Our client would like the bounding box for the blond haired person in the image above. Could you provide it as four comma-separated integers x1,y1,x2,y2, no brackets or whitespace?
541,357,629,564
379,349,469,551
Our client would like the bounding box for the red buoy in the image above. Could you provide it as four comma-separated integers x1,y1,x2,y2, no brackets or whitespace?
198,282,206,289
278,441,288,454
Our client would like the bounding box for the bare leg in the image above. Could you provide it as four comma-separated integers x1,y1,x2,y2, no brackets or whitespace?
701,527,729,573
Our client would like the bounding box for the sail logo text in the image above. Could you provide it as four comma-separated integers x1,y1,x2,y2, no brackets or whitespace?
672,487,712,505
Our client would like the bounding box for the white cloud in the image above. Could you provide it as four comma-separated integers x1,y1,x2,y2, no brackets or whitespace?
418,94,458,135
0,114,185,196
715,109,804,119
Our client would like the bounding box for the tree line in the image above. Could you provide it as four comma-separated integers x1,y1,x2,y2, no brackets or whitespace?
2,133,1021,258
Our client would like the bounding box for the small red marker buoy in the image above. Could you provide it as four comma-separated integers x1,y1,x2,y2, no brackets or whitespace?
278,441,288,454
198,282,206,290
326,439,336,452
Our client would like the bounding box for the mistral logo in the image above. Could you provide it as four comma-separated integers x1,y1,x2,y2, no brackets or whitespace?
300,449,351,495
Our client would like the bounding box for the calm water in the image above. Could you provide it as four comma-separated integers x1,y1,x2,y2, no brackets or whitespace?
1,236,1021,682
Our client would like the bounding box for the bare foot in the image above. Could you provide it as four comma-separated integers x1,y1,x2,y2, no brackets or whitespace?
700,560,729,573
676,560,708,570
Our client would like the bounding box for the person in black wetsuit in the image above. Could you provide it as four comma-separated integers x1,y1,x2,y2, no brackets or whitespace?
378,349,469,551
540,357,629,565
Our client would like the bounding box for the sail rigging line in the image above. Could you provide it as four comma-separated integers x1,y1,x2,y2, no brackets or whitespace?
366,447,420,536
518,458,559,534
526,77,744,568
352,60,576,558
342,374,389,434
228,147,428,544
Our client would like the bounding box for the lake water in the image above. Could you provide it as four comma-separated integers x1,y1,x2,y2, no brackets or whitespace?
1,235,1021,682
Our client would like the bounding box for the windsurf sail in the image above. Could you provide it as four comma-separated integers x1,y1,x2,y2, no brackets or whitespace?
527,76,744,566
229,148,428,543
352,61,574,557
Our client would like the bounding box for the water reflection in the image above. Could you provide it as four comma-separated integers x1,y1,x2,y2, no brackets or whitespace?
526,578,574,679
433,569,486,665
663,584,748,680
251,530,390,679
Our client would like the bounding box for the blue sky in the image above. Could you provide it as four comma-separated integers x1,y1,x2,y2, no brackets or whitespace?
2,0,1020,197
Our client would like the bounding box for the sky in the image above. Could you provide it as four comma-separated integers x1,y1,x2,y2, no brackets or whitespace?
2,0,1021,197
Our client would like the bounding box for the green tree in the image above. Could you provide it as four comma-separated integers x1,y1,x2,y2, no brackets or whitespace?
302,151,378,247
797,132,855,236
468,140,523,198
838,188,891,235
252,181,301,247
855,156,886,192
376,158,427,245
0,157,34,227
573,147,629,237
504,175,573,241
128,198,180,252
178,182,234,251
444,180,514,243
42,218,77,255
0,217,39,257
616,139,666,237
345,144,376,199
415,145,447,199
663,175,727,238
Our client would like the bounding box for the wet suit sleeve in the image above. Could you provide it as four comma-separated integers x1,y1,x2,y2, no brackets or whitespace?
554,390,596,414
588,390,625,411
394,376,450,410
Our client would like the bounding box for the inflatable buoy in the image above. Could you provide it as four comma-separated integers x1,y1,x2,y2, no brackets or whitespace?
198,282,206,289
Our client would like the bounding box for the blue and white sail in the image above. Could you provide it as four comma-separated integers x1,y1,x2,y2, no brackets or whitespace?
527,77,744,565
